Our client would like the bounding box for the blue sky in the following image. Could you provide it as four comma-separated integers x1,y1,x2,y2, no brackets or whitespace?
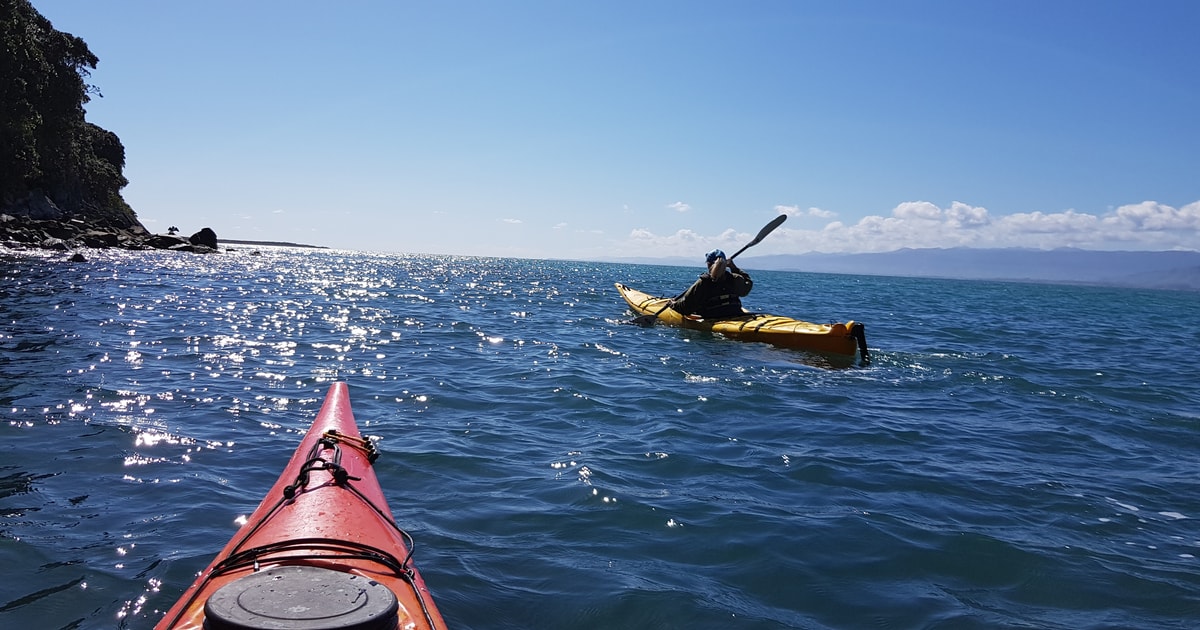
34,1,1200,259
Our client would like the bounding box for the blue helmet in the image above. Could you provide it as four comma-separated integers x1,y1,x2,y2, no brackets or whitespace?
705,249,726,264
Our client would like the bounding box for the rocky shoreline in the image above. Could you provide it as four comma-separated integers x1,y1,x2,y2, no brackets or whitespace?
1,213,219,255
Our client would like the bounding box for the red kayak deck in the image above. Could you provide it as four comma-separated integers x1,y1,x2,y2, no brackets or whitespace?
156,382,447,630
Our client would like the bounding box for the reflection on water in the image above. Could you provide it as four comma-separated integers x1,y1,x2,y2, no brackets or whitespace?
2,248,1199,629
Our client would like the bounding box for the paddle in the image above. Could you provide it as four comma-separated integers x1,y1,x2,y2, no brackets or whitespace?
632,214,788,327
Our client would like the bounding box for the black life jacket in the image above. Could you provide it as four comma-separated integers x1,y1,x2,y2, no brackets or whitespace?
698,275,746,318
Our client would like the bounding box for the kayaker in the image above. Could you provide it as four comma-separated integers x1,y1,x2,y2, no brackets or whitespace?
669,248,753,319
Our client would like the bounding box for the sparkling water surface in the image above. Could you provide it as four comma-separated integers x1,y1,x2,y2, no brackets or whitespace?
2,246,1198,629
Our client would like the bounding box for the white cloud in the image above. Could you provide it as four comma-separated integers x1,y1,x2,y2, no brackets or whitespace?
1112,200,1200,231
502,218,522,224
667,201,691,213
893,201,944,221
945,201,991,227
812,200,1200,252
997,209,1098,234
629,228,705,250
629,228,654,240
625,226,766,259
618,199,1200,257
776,204,836,219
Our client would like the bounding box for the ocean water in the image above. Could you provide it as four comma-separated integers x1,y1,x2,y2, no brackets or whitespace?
1,246,1198,629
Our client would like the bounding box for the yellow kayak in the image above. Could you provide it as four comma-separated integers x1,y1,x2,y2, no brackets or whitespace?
616,282,868,362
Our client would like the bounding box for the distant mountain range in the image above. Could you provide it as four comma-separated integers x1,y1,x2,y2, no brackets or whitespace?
613,248,1200,291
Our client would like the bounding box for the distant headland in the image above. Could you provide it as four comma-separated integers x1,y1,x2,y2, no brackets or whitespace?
224,239,327,249
1,4,334,259
2,2,143,240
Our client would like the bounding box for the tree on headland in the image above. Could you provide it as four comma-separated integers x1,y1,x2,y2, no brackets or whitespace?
1,0,141,229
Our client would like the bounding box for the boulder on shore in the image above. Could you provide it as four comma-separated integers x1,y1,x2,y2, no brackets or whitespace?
0,213,221,254
189,227,218,249
146,233,190,249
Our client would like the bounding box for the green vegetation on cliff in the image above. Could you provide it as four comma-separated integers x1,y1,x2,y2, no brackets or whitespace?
1,0,139,228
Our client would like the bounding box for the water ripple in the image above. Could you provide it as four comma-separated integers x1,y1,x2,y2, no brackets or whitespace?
1,249,1198,628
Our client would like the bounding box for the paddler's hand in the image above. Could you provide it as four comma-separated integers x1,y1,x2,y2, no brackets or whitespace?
709,256,729,278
